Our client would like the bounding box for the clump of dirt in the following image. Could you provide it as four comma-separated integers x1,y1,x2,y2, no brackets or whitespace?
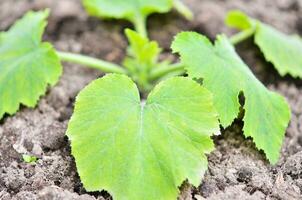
1,0,302,199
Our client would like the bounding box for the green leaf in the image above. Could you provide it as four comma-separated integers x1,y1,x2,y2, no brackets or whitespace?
254,23,302,78
124,29,161,68
82,0,173,36
82,0,194,24
172,32,290,164
123,29,163,91
0,10,62,119
225,10,253,30
226,10,302,78
67,74,219,200
22,155,38,164
82,0,172,20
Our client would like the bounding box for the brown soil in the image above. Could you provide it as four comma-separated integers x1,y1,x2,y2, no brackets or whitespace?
1,0,302,199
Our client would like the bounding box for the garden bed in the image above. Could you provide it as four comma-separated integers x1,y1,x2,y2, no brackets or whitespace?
0,0,302,199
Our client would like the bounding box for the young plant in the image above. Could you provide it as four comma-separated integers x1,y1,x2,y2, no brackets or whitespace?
0,5,216,200
123,29,170,92
22,154,38,164
0,2,299,200
0,8,184,119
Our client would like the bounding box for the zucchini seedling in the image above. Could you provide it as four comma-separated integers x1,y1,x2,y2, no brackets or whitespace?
0,1,300,199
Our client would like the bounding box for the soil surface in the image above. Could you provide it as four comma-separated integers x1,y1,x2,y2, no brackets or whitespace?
1,0,302,199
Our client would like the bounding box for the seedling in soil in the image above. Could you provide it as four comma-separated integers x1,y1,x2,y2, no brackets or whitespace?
22,154,38,164
0,1,301,199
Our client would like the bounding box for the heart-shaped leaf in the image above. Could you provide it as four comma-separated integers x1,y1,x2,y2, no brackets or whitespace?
67,74,219,200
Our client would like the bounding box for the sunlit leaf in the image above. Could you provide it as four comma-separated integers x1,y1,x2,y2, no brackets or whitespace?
226,10,302,78
0,10,62,119
172,32,290,164
67,74,219,200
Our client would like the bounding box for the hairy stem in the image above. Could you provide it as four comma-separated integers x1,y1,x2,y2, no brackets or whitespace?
150,63,186,80
229,27,256,45
57,51,127,74
173,0,194,20
133,15,148,38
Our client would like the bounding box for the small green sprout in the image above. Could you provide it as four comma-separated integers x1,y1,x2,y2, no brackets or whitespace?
22,154,38,164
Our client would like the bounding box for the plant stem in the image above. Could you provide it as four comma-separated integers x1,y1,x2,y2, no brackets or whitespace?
229,27,256,45
133,15,148,38
57,27,256,81
173,0,194,20
150,63,186,80
56,51,127,74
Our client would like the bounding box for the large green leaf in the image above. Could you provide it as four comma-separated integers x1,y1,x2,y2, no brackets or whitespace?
172,32,290,164
0,10,62,119
67,74,219,200
226,10,302,78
